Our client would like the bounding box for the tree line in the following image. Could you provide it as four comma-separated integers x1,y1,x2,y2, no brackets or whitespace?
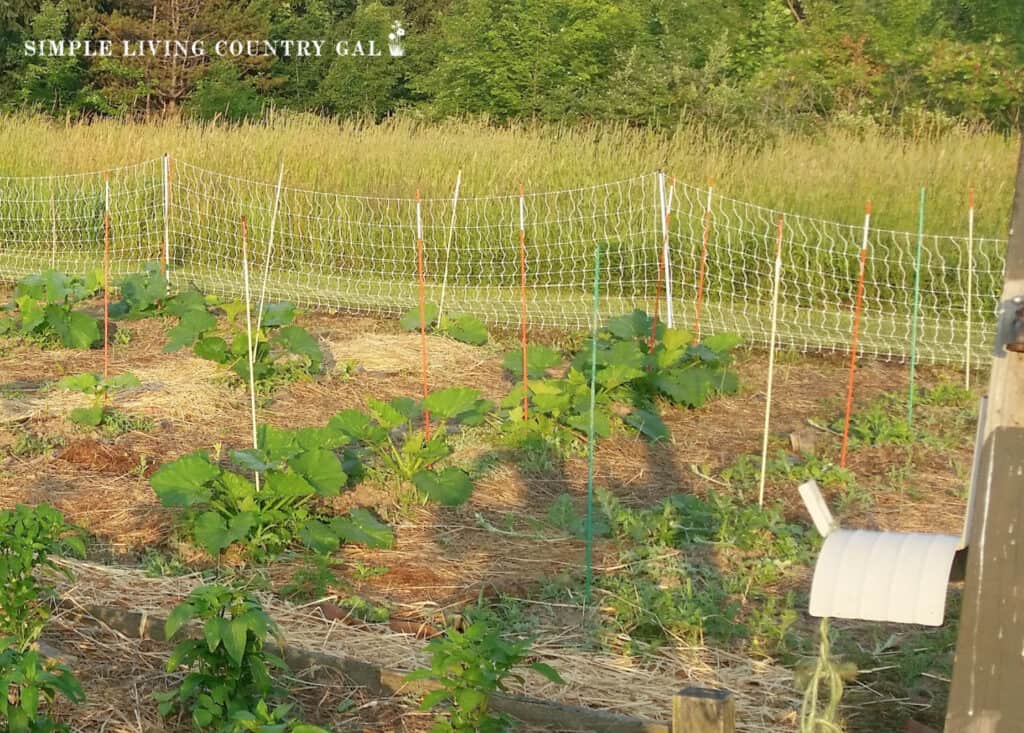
2,0,1022,133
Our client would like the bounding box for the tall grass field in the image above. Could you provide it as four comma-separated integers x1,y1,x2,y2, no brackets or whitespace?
0,113,1017,235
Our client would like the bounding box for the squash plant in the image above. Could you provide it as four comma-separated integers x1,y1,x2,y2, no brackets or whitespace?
109,262,168,319
157,584,327,733
329,387,492,505
0,270,102,349
502,311,741,442
150,424,390,561
400,303,489,346
56,371,140,427
164,292,323,385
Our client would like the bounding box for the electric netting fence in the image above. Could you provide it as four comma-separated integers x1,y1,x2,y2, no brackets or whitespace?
0,157,1006,367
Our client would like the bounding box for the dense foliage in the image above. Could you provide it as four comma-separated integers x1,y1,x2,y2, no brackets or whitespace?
2,0,1021,132
0,271,101,349
0,505,86,732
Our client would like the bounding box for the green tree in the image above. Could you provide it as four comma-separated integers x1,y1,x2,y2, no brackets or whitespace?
17,1,91,114
317,1,406,118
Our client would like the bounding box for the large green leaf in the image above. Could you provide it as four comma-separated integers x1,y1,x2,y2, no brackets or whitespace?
164,290,206,317
501,345,562,378
47,306,100,349
273,325,322,372
566,408,612,438
165,308,217,351
299,519,341,554
194,336,230,364
294,426,351,451
257,424,301,462
595,363,646,391
58,372,98,393
105,372,141,390
69,405,104,426
412,467,474,506
150,452,220,507
443,315,488,345
288,449,347,497
264,470,316,498
330,409,388,445
368,398,408,430
330,508,394,548
653,368,715,407
625,408,670,441
701,332,742,354
230,448,278,473
260,302,296,327
193,511,257,555
15,295,45,332
165,602,196,640
605,310,655,340
422,387,483,421
400,302,439,331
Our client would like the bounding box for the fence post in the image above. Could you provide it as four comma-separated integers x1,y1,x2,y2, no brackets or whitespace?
672,687,735,733
658,171,674,328
162,153,170,279
966,185,975,388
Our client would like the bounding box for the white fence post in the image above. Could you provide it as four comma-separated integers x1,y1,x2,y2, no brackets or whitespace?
658,171,674,328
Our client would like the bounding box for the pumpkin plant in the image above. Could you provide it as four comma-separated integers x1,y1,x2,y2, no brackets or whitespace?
329,387,492,505
502,311,741,442
150,424,390,560
400,303,489,346
0,270,102,349
164,292,323,386
109,262,168,319
56,371,141,427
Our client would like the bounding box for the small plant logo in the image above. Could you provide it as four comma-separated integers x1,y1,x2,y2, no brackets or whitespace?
388,21,406,57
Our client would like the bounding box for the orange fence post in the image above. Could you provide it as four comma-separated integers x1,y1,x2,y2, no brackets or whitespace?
694,179,714,343
840,200,872,467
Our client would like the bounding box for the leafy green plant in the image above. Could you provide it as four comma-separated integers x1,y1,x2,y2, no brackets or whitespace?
400,303,489,346
157,584,327,733
150,424,391,561
329,387,492,505
164,293,323,387
502,311,740,443
0,270,101,349
0,504,85,649
839,399,914,447
0,645,85,733
109,262,169,319
720,451,856,496
0,505,86,733
406,615,563,733
56,371,140,427
9,433,63,458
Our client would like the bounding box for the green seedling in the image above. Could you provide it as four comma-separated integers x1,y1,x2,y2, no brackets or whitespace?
57,371,140,426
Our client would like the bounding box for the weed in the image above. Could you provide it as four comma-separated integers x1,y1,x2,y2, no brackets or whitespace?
797,618,857,733
721,451,856,497
9,432,63,458
141,548,191,578
918,381,972,408
99,409,156,437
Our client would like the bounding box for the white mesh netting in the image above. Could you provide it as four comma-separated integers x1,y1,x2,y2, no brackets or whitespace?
0,158,1005,366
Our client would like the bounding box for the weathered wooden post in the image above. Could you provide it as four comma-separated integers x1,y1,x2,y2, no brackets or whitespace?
944,134,1024,731
672,687,735,733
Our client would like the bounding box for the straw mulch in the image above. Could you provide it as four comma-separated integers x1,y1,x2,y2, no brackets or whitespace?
53,558,802,732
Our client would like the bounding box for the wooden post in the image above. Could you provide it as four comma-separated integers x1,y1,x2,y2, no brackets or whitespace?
672,687,735,733
944,135,1024,731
